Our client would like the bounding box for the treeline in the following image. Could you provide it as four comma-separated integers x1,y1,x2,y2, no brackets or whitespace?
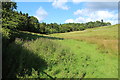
2,2,111,35
3,7,111,34
2,1,111,46
38,21,111,34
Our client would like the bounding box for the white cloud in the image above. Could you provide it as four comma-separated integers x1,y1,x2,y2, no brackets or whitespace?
65,9,118,24
75,17,85,23
96,11,114,19
65,19,74,23
72,0,87,3
35,7,48,22
74,9,89,16
52,0,69,10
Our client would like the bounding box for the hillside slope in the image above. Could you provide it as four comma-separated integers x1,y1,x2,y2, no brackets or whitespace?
50,24,118,55
4,25,118,78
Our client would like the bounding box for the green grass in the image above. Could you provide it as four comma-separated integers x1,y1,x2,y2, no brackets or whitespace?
4,25,118,78
8,38,117,78
56,39,118,78
50,24,118,55
50,24,118,39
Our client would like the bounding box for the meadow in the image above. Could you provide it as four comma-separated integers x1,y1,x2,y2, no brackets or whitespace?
2,1,118,79
50,24,118,55
3,24,118,78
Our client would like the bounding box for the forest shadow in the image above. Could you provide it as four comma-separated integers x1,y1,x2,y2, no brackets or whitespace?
2,42,48,78
16,31,64,41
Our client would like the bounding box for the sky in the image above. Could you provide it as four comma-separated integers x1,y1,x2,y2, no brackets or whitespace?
16,1,118,24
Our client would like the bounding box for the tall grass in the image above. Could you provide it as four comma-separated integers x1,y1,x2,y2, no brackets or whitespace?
3,38,76,78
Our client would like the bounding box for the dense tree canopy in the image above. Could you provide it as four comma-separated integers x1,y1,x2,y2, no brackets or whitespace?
37,21,111,34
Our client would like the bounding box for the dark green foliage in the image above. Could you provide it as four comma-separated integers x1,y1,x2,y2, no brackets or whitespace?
2,1,17,11
3,40,47,78
2,0,40,50
3,38,75,78
38,21,111,34
2,3,17,30
2,28,11,52
2,1,39,31
2,28,16,53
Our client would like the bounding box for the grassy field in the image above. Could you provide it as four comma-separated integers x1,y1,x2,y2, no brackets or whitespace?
50,24,118,55
5,25,118,78
55,39,118,78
